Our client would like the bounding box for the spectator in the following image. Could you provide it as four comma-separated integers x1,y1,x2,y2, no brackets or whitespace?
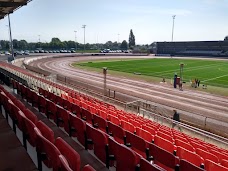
172,110,180,128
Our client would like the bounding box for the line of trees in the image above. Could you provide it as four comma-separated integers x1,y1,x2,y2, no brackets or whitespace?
0,30,137,51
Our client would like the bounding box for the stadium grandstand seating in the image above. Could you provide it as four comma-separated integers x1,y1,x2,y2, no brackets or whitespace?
1,61,228,171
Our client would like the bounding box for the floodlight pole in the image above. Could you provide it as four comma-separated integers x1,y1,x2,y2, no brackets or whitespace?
8,14,14,60
171,15,176,42
74,31,77,51
82,25,86,53
38,35,41,48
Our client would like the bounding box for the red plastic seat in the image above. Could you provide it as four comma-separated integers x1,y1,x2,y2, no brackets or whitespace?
23,109,38,124
49,92,57,102
85,124,108,163
88,105,97,114
31,90,39,108
69,114,86,146
175,139,195,152
34,127,61,171
46,99,57,120
81,108,93,124
55,137,80,171
108,114,120,126
38,95,47,113
136,127,154,143
56,106,70,133
179,159,204,171
93,114,108,133
71,103,81,117
55,95,63,106
149,143,179,171
222,160,228,168
59,155,73,171
121,120,136,133
108,137,140,171
205,159,228,171
209,149,228,162
190,141,208,152
125,131,149,159
140,158,166,171
156,131,174,143
81,165,96,171
24,116,37,147
63,99,73,111
118,114,128,122
98,109,107,119
36,120,55,144
196,148,219,163
142,125,157,135
154,135,176,154
176,146,204,168
107,121,125,144
129,119,141,128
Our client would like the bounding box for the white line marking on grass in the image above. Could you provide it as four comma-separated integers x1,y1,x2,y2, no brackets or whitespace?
202,74,228,82
153,63,226,75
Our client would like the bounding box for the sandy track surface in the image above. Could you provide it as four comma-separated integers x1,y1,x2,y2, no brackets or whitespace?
30,56,228,123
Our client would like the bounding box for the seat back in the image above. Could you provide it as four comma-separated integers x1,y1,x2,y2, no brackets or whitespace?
154,135,176,154
107,121,125,144
175,139,195,152
196,148,219,163
36,120,55,144
142,125,156,135
86,124,108,163
55,137,80,171
34,127,61,170
190,141,208,152
24,117,37,147
176,146,204,167
140,158,166,171
23,109,38,124
81,108,93,124
126,131,148,158
93,114,107,133
205,159,228,171
136,127,154,143
156,131,174,143
59,155,73,171
71,103,81,117
149,143,179,170
222,159,228,168
121,120,136,133
116,141,140,171
69,114,86,146
179,159,204,171
108,114,120,125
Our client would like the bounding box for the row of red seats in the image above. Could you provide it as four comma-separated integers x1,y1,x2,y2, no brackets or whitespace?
1,63,228,171
0,85,96,171
33,86,228,171
9,81,167,171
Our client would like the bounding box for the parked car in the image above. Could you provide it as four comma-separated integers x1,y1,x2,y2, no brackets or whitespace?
34,50,39,53
24,51,30,55
5,51,10,55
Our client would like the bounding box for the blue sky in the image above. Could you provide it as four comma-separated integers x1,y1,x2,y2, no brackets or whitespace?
0,0,228,44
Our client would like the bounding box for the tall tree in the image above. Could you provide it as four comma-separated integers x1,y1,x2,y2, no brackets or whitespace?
129,29,135,49
120,40,128,50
